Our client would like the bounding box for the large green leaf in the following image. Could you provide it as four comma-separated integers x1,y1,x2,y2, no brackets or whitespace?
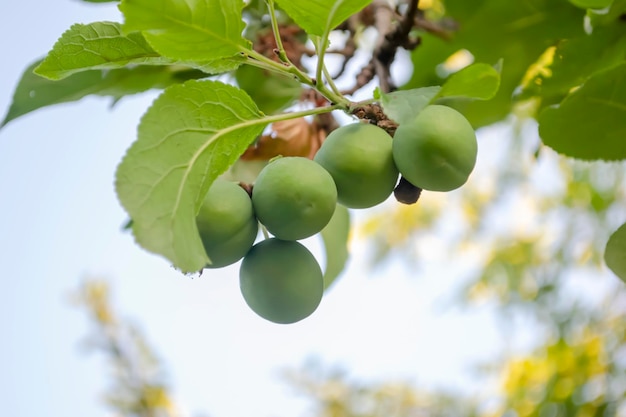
538,63,626,160
275,0,371,37
34,22,168,80
35,22,242,80
119,0,249,61
115,80,267,273
605,222,626,283
1,60,206,127
320,205,350,290
377,87,441,125
434,62,500,101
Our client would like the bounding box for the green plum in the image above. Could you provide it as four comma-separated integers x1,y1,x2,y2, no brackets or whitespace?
392,105,477,192
252,157,337,240
239,238,323,324
196,180,258,268
314,123,399,208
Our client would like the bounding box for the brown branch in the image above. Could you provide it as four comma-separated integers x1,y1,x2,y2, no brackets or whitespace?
341,60,376,96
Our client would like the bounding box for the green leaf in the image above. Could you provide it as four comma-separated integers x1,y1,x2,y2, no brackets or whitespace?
569,0,613,9
320,205,350,290
605,222,626,283
405,0,585,127
378,86,441,125
1,60,206,127
518,23,626,105
275,0,371,37
35,22,243,81
34,22,169,80
434,62,501,101
115,80,266,273
538,63,626,160
589,0,626,26
119,0,249,61
235,65,302,114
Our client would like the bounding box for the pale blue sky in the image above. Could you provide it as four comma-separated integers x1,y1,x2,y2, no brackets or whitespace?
0,2,564,417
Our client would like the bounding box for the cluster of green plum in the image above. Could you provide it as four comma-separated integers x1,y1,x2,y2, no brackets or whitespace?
196,104,477,324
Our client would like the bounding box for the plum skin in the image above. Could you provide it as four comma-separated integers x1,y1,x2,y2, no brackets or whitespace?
314,123,399,208
239,238,323,324
196,180,258,268
251,157,337,241
392,105,477,192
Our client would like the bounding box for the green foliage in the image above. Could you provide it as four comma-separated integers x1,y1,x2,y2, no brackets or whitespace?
434,62,501,101
33,22,172,80
518,22,626,107
115,80,266,273
274,0,371,37
406,0,585,127
235,65,302,115
119,0,249,61
376,86,441,125
378,62,500,125
2,60,205,126
538,63,626,160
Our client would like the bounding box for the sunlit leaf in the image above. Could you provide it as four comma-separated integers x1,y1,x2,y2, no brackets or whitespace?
120,0,249,61
34,22,243,81
115,80,267,273
34,22,169,80
275,0,371,37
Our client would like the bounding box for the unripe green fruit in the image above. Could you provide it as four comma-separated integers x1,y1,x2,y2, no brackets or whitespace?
252,157,337,240
196,180,258,268
314,123,399,208
392,105,477,192
239,238,323,324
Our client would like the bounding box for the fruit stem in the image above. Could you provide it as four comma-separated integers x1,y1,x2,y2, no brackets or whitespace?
266,0,289,63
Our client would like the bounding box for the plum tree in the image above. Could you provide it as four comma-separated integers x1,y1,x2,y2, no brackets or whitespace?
314,123,399,208
196,180,258,268
252,157,337,240
393,105,477,192
239,238,323,324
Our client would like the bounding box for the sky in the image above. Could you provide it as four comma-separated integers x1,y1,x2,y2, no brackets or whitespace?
0,2,591,417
